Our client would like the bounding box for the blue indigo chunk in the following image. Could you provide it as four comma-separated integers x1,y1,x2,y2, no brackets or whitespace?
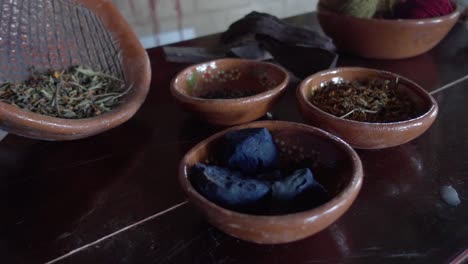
272,168,322,201
191,163,270,207
223,128,278,174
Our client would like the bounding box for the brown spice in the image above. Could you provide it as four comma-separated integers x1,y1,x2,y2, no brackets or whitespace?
309,78,418,123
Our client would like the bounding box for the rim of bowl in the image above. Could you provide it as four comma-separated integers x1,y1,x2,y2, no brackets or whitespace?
297,67,439,126
0,0,151,136
170,58,290,105
179,120,363,222
317,2,460,24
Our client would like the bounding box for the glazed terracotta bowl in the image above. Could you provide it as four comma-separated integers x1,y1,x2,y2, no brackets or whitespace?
0,0,151,140
297,67,438,149
317,3,460,59
179,121,363,244
171,59,289,126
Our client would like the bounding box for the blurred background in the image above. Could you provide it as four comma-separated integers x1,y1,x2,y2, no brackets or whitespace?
112,0,319,48
112,0,468,49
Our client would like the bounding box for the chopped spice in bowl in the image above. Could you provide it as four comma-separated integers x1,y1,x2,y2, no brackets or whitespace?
171,58,289,126
297,67,438,149
309,78,420,123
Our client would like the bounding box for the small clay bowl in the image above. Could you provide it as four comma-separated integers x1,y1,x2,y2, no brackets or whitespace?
317,3,460,59
171,59,289,126
179,121,363,244
297,67,438,149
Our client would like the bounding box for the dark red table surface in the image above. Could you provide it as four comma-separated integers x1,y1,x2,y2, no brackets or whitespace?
2,13,468,264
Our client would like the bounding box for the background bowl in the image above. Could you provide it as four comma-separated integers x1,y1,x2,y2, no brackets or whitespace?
0,0,151,140
317,4,460,59
179,121,363,244
297,67,438,149
171,59,289,126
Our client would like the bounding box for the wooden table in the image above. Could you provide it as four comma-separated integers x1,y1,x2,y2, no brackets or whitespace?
3,13,468,264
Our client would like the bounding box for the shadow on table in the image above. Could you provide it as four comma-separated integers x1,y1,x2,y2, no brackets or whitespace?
2,118,153,263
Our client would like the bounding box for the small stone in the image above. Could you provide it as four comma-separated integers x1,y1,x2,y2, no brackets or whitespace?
441,185,461,206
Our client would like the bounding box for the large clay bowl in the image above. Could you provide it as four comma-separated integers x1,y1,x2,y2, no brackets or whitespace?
297,67,438,149
179,121,363,244
0,0,151,140
171,59,289,126
317,4,460,59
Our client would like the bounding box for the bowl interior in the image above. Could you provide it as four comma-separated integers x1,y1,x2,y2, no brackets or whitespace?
182,122,358,215
302,68,433,123
175,60,287,99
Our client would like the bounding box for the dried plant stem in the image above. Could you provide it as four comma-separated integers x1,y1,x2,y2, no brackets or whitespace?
0,66,126,119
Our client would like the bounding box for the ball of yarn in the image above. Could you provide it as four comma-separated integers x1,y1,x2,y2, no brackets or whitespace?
395,0,454,19
320,0,379,18
341,0,380,18
376,0,400,18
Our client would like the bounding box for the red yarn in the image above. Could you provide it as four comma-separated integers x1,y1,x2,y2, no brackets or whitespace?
395,0,454,19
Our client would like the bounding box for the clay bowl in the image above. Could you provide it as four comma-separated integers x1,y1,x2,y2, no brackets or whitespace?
179,121,363,244
0,0,151,140
317,4,460,59
297,67,438,149
171,59,289,126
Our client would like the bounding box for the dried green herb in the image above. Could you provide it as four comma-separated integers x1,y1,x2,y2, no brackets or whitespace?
199,89,258,99
0,66,127,119
309,78,418,123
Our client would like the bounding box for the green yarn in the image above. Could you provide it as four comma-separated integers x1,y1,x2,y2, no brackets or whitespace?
377,0,400,17
340,0,379,18
320,0,380,18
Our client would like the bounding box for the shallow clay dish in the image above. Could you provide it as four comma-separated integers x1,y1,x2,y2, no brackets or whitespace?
0,0,151,140
171,59,289,126
179,121,363,244
297,67,438,149
317,3,460,59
